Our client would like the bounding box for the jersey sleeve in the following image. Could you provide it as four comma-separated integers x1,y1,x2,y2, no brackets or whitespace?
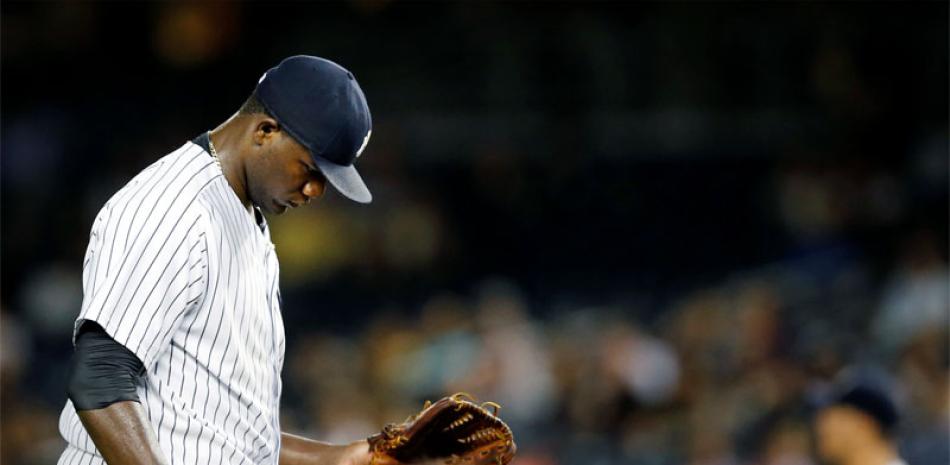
75,201,208,369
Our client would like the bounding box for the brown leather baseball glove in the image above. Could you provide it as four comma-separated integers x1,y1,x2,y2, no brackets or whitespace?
367,393,516,465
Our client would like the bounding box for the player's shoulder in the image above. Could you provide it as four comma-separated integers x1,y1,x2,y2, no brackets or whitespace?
106,141,217,204
94,141,220,232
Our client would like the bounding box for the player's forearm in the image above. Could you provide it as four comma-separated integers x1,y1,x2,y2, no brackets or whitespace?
279,433,370,465
77,401,169,465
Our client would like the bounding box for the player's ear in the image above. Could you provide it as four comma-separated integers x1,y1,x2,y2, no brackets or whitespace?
252,117,281,146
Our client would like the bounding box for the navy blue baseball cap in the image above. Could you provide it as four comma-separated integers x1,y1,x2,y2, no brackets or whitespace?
255,55,373,203
809,382,900,434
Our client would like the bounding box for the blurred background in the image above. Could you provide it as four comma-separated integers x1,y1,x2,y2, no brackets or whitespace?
2,2,948,464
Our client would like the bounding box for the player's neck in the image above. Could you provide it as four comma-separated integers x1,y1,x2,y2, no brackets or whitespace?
209,118,253,213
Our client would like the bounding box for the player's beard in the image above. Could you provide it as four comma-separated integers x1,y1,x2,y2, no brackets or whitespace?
244,150,284,215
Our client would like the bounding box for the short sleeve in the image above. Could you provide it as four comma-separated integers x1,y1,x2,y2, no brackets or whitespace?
75,202,208,369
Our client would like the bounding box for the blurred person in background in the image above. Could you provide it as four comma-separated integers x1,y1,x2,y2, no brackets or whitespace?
873,229,949,355
893,328,949,465
756,419,814,465
812,384,906,465
454,280,557,432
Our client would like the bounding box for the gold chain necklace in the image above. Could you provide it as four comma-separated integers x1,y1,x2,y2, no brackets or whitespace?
207,132,221,166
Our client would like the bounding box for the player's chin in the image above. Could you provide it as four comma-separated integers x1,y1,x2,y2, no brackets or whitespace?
263,198,288,215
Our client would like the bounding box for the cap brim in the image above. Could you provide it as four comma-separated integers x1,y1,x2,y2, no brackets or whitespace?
313,155,372,204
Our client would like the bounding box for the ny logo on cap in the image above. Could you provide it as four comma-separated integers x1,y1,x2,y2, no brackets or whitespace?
356,130,371,158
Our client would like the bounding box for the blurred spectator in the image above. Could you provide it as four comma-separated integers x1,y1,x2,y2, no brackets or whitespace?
873,229,949,354
602,323,680,407
895,329,949,465
812,383,906,465
459,280,556,428
1,309,64,464
759,419,814,465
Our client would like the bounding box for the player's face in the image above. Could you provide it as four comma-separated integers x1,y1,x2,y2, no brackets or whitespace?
246,126,327,215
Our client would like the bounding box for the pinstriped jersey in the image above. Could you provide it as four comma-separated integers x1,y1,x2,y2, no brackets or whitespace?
57,138,286,465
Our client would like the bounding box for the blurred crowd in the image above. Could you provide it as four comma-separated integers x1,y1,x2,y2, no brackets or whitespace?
276,226,948,465
6,223,946,464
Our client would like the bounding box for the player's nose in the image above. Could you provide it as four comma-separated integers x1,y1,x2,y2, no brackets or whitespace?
302,179,325,201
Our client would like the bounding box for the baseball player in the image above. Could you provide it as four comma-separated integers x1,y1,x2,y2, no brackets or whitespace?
813,384,908,465
58,55,378,465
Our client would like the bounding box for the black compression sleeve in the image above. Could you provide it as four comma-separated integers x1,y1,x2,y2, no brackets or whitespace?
67,322,145,410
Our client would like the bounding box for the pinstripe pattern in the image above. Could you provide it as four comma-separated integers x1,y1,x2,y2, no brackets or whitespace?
58,140,285,464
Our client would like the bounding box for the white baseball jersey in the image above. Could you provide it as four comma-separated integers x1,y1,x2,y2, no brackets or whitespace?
58,137,286,465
